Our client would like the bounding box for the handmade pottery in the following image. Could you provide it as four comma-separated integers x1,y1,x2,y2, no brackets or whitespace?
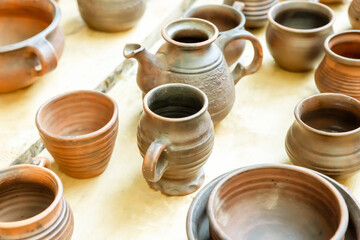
266,1,335,72
137,83,214,196
0,157,74,239
36,90,119,179
207,164,348,240
184,3,247,65
285,93,360,179
349,0,360,29
315,31,360,99
186,167,360,240
0,0,64,93
77,0,145,32
124,18,263,124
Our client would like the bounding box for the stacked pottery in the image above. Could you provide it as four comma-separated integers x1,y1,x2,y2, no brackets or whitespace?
349,0,360,29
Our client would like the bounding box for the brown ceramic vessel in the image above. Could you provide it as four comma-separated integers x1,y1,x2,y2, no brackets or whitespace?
285,93,360,179
0,157,74,239
124,18,263,124
36,90,119,179
207,164,349,240
266,1,335,72
315,31,360,99
0,0,64,93
137,83,214,196
77,0,146,32
349,0,360,29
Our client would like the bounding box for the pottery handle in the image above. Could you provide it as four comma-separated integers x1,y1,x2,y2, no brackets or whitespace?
217,30,263,84
232,1,245,12
31,156,51,169
28,37,58,76
142,140,168,183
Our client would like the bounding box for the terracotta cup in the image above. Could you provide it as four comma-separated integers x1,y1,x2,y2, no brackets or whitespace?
286,93,360,179
0,0,64,93
0,157,74,239
266,1,335,72
184,3,247,66
315,31,360,100
36,90,119,179
349,0,360,29
137,83,214,196
77,0,146,32
207,164,349,240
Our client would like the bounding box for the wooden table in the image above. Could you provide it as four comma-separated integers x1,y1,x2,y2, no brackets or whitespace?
0,0,358,239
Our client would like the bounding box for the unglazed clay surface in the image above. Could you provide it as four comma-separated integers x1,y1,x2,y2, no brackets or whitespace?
349,0,360,29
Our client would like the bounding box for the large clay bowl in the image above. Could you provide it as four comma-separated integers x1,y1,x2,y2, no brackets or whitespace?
207,164,348,240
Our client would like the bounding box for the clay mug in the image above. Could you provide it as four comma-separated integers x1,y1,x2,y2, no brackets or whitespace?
184,3,247,66
77,0,146,32
286,93,360,179
0,0,64,93
207,164,349,240
124,18,263,124
266,1,335,72
0,157,74,239
349,0,360,29
315,31,360,100
137,83,214,196
36,90,119,179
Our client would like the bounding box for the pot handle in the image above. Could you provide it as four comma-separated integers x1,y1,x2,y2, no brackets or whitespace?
31,156,51,169
142,140,168,183
28,37,58,76
232,1,245,12
216,29,263,85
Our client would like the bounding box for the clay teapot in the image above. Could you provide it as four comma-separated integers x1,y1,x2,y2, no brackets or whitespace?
124,18,263,124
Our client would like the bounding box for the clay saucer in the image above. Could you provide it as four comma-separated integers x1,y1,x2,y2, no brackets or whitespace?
186,168,360,240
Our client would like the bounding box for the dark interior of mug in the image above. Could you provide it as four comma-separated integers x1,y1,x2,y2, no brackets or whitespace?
0,0,54,46
329,32,360,59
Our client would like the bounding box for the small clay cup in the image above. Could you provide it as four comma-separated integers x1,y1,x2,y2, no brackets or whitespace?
77,0,146,32
315,31,360,100
184,3,247,65
36,90,119,179
286,93,360,179
207,164,349,240
0,0,64,92
137,83,214,196
0,157,74,239
349,0,360,29
266,1,335,72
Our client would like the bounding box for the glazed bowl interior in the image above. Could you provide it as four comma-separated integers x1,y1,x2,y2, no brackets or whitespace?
296,94,360,134
327,31,360,60
207,165,348,240
37,91,116,138
0,0,56,47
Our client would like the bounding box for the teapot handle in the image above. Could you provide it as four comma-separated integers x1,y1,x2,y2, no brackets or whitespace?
142,140,168,182
216,30,263,85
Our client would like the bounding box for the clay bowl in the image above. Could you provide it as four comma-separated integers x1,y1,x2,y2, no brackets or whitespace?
0,0,64,93
186,167,360,240
207,164,348,240
349,0,360,29
36,90,119,179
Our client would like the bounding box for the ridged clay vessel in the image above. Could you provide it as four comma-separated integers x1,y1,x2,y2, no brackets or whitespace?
349,0,360,29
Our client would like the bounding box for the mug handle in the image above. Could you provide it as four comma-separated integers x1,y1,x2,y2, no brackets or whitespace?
216,29,263,84
28,37,58,76
142,140,168,183
31,156,51,169
232,1,245,12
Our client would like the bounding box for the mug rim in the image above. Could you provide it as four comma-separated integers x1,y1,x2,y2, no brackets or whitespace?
207,163,349,240
0,0,61,52
36,90,119,141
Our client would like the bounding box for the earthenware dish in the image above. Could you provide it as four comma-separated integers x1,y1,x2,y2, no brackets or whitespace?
349,0,360,29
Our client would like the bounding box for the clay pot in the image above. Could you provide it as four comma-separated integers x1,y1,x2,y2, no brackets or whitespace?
0,0,64,93
0,157,74,239
137,83,214,196
266,1,335,72
184,3,247,66
36,90,119,179
349,0,360,29
315,31,360,99
77,0,146,32
285,93,360,179
207,164,349,240
124,18,263,124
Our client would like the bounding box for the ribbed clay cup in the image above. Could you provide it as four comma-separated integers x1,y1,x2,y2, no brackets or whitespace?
349,0,360,29
36,90,119,179
0,159,74,239
315,31,360,100
207,164,349,240
266,1,335,72
137,83,214,196
285,93,360,179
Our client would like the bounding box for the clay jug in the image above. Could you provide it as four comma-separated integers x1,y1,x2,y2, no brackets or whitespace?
124,18,263,124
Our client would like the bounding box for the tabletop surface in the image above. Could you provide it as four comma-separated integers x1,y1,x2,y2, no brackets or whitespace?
0,0,358,239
